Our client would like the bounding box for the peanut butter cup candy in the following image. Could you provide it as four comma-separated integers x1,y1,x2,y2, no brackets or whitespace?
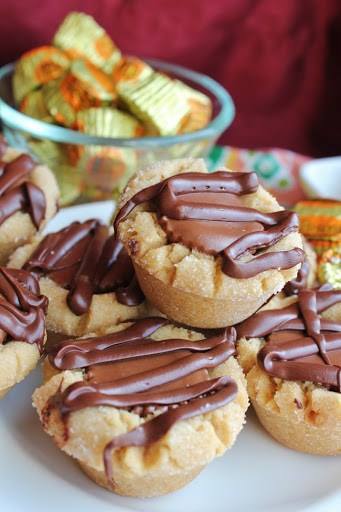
0,142,59,264
237,287,341,454
115,159,304,328
33,319,248,497
9,219,148,337
0,267,48,398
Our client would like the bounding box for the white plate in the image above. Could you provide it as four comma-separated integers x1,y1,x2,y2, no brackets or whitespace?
299,157,341,201
1,201,341,512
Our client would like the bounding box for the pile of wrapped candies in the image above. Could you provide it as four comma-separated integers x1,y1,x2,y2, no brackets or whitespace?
13,12,212,204
294,199,341,289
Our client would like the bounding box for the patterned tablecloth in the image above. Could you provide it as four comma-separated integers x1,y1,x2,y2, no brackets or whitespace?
207,145,310,206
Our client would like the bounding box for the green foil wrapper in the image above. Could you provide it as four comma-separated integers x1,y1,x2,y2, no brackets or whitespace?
77,107,144,137
174,80,212,133
80,145,137,200
112,57,153,85
117,72,190,135
43,75,100,126
318,248,341,289
53,12,121,74
20,90,54,123
13,46,70,103
70,59,116,102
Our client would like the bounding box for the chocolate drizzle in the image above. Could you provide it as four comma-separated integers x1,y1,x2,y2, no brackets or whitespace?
0,267,47,351
0,154,46,228
237,289,341,391
284,257,309,295
24,220,144,316
114,171,304,279
47,318,238,480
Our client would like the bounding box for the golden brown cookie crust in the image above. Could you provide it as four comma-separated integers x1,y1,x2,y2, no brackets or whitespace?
0,148,59,265
237,299,341,455
0,340,42,399
9,239,149,337
117,159,303,328
33,324,249,497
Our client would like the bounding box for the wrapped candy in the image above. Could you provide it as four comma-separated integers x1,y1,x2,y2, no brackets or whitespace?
118,72,190,135
53,12,121,73
317,248,341,289
13,46,70,103
20,89,54,123
77,107,144,137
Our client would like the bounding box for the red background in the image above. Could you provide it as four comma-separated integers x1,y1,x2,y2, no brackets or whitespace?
0,0,340,156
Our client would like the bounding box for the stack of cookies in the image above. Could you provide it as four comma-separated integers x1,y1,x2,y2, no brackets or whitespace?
1,144,340,498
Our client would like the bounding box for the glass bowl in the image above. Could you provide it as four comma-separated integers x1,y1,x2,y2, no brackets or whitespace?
0,59,235,205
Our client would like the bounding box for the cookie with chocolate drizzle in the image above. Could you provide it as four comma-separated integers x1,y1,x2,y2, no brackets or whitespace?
0,141,59,264
0,267,48,398
115,158,304,328
33,319,248,497
283,238,316,296
237,287,341,455
9,219,148,337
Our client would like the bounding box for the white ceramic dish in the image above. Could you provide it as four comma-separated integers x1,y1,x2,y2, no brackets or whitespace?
299,157,341,200
1,201,341,512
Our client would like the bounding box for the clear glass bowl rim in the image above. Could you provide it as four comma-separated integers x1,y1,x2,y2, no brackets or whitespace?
0,59,235,148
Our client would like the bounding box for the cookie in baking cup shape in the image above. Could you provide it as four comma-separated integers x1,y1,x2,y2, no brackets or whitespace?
0,140,59,265
0,267,48,398
8,219,148,337
237,287,341,454
33,318,248,497
115,158,304,328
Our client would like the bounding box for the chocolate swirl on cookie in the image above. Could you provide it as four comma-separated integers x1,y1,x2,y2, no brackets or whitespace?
24,219,144,316
237,289,341,391
47,318,238,480
283,257,309,295
0,154,46,228
0,267,47,350
114,171,304,279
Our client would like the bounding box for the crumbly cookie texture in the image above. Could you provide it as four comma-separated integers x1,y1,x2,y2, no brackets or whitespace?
33,324,248,497
0,148,59,265
0,340,42,399
117,159,303,328
304,239,317,287
237,299,341,455
9,239,149,337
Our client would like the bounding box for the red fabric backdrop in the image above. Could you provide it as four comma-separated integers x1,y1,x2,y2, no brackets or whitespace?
0,0,340,156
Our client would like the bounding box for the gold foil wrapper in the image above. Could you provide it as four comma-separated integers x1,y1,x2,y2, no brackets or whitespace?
13,46,70,103
28,140,82,204
175,80,212,133
317,248,341,289
20,90,54,123
80,145,136,200
54,163,83,205
112,56,153,85
53,12,121,74
70,59,116,102
77,107,144,137
118,72,190,135
43,74,100,126
28,138,67,169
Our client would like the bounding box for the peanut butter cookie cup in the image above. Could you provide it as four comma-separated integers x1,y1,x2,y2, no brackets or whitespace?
115,159,304,328
237,288,341,454
0,267,47,398
9,219,147,337
283,238,316,296
33,318,248,497
0,141,59,264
